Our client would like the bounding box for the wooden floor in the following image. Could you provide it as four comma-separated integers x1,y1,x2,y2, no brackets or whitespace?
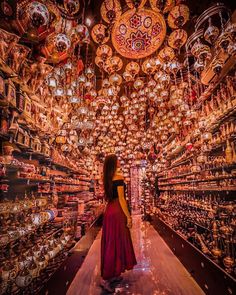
67,216,205,295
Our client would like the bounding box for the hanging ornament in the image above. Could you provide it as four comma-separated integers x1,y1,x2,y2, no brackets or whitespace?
158,46,175,62
111,8,166,59
204,18,219,45
54,33,71,52
108,56,123,72
101,0,122,23
91,23,110,44
109,73,122,86
64,0,80,15
126,61,140,77
96,44,113,60
71,24,90,44
149,0,175,14
95,56,105,69
134,78,144,90
27,1,50,28
125,0,147,9
168,29,187,49
142,58,157,75
123,71,134,82
167,4,189,29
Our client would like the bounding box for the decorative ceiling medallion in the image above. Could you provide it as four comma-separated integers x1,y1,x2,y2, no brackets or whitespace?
112,8,166,59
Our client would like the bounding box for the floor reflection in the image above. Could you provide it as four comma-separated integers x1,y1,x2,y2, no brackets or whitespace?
67,216,205,295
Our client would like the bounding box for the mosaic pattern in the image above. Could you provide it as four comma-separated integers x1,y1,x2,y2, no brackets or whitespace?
112,8,166,59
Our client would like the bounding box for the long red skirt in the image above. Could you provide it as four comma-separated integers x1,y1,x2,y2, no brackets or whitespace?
101,199,137,280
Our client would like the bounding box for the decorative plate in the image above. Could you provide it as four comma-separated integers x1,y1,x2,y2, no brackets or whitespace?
168,29,187,49
112,8,166,59
167,4,189,29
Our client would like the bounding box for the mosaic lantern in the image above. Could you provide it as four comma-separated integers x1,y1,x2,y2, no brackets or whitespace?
167,4,189,29
204,18,219,45
125,0,147,9
108,56,123,72
109,73,122,86
142,58,157,75
168,29,187,49
96,44,113,60
125,61,140,76
71,24,90,44
149,0,175,14
27,1,50,28
158,46,175,62
64,0,80,15
101,0,122,23
91,23,110,44
95,56,105,68
54,33,71,52
111,8,166,59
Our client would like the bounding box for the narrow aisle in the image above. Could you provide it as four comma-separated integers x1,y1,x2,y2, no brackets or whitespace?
67,216,205,295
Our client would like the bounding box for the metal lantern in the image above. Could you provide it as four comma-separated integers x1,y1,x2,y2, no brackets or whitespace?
54,33,71,52
96,44,113,60
27,1,50,28
64,0,80,15
100,0,122,23
91,23,110,44
167,4,190,29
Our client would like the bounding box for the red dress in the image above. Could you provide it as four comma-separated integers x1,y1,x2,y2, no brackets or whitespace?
101,179,137,280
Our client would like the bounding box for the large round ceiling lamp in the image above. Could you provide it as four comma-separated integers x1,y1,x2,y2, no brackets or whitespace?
91,23,110,44
125,0,147,9
168,29,187,49
149,0,175,14
101,0,122,23
112,8,166,59
167,4,189,29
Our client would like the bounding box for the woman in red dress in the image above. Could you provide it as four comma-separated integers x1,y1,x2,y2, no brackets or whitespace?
100,154,137,293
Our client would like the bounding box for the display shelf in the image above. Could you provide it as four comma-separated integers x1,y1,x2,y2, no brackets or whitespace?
159,187,236,192
150,215,236,295
159,175,236,186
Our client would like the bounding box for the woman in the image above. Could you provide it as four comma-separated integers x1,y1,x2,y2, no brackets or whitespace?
100,154,137,293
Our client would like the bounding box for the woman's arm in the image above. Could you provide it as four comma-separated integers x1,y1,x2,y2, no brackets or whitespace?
117,182,132,228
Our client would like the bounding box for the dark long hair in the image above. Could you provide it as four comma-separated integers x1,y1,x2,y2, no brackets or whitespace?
103,154,117,201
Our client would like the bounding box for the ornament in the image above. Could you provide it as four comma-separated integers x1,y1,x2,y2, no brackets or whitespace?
125,0,147,9
91,23,110,44
64,0,80,15
167,4,189,29
142,58,157,75
149,0,175,14
95,56,105,68
168,29,187,49
71,25,90,44
204,18,219,45
27,1,49,28
96,44,113,60
101,0,122,23
54,33,71,52
108,56,123,72
109,73,122,86
158,46,175,62
112,8,166,59
126,61,140,76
